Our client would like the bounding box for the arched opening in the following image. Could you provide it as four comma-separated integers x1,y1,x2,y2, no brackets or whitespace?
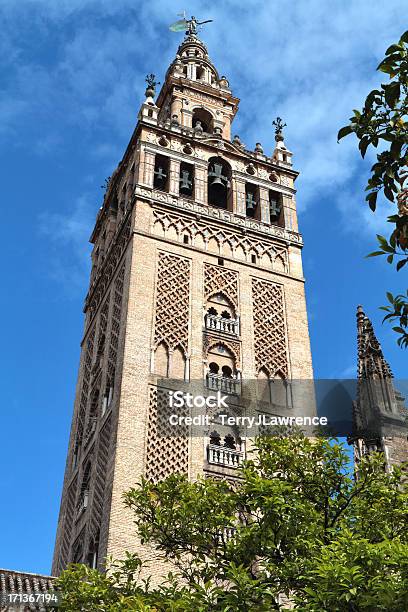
245,183,259,218
205,293,238,335
208,157,232,210
257,368,271,403
222,365,232,378
153,154,170,191
86,532,99,569
172,346,186,380
207,344,238,395
196,65,205,81
179,161,194,197
192,108,214,133
209,362,220,374
269,190,283,225
271,372,288,407
155,342,169,378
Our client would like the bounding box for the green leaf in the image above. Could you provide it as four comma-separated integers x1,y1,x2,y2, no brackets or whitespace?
337,125,354,141
384,81,401,108
366,251,384,257
359,137,370,158
386,291,394,304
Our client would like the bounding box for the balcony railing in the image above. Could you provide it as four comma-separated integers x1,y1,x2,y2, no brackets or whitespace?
205,314,239,335
207,444,244,468
206,373,240,395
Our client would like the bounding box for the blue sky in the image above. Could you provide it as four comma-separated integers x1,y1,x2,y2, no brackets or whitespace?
0,0,406,575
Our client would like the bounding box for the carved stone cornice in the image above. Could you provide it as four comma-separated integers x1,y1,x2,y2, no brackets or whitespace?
135,184,303,246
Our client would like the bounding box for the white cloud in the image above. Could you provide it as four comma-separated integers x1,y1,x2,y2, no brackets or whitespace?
38,196,95,294
1,0,405,289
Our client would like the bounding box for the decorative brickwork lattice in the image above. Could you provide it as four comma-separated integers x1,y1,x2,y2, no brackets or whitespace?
108,264,125,382
154,253,191,354
204,263,238,308
252,279,288,377
75,325,96,460
91,416,112,536
145,386,189,482
86,215,131,322
59,475,77,571
153,209,288,271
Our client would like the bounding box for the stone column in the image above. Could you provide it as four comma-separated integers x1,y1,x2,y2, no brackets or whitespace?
233,176,246,216
169,158,180,196
170,96,183,123
259,187,270,224
195,164,208,205
282,194,298,231
140,149,155,188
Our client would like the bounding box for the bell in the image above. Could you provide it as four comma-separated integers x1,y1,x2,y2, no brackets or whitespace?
208,162,227,187
246,192,256,210
179,169,192,193
154,166,167,182
270,196,281,219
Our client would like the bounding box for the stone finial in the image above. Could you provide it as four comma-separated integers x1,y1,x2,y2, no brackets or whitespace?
255,142,264,154
145,73,160,99
218,75,230,88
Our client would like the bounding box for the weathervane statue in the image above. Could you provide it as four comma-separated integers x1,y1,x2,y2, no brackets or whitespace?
169,12,213,36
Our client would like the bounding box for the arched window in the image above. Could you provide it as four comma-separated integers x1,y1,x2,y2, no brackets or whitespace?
208,157,232,210
245,183,259,218
192,108,214,133
153,155,169,191
196,66,205,81
208,306,218,316
154,342,169,377
269,190,283,225
222,365,233,378
209,362,219,374
179,161,194,197
86,532,99,569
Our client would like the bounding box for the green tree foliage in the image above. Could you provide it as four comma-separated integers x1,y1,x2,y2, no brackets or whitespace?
338,30,408,348
56,434,408,611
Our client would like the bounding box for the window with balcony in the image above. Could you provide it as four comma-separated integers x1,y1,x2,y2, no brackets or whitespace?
207,430,244,468
206,344,239,395
205,294,239,336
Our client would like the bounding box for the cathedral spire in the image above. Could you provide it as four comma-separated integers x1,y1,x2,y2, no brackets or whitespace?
356,305,393,379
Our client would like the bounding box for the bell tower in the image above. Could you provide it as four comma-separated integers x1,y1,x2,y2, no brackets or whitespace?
52,20,314,577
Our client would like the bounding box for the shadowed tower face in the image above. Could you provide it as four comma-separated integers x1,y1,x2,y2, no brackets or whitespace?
52,23,314,577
